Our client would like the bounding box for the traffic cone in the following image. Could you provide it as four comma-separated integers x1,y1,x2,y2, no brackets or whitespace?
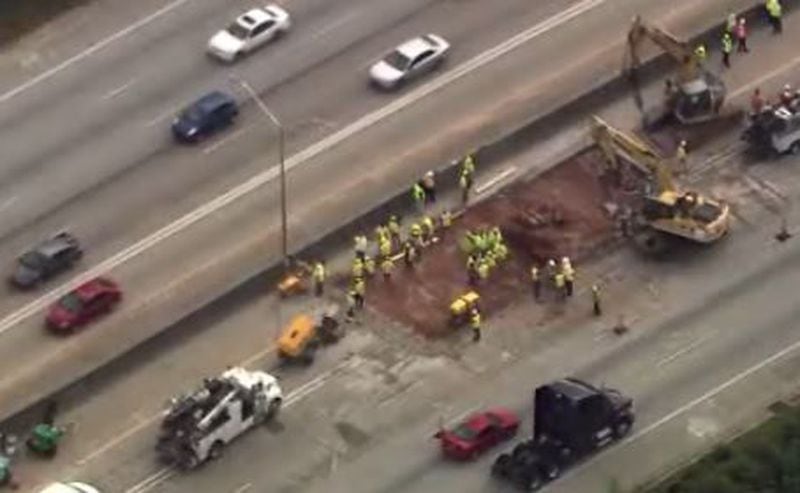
776,217,792,242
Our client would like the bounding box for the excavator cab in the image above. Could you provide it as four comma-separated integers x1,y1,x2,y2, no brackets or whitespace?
671,76,726,124
627,16,726,125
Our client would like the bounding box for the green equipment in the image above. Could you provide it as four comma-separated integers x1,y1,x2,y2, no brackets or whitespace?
26,424,63,457
0,455,10,487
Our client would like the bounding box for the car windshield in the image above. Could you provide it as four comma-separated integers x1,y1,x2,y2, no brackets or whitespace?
384,50,411,70
58,292,83,313
227,21,250,39
19,251,46,269
451,423,479,440
180,105,206,124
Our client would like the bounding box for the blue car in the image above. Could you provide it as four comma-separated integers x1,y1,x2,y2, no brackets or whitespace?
172,91,239,142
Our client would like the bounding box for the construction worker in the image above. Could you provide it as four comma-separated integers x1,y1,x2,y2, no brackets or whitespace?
388,215,402,245
530,264,541,300
462,154,476,177
379,237,392,259
592,284,602,316
411,182,426,212
381,257,394,280
421,171,437,204
477,259,490,281
676,140,688,173
750,88,766,115
410,222,424,248
693,43,707,63
402,241,417,268
353,277,366,309
469,307,482,342
459,171,472,204
766,0,782,34
440,209,453,231
354,235,367,261
546,259,558,283
721,31,732,68
495,241,508,263
734,17,748,53
312,261,326,296
554,271,566,302
346,289,357,321
780,84,794,107
422,215,436,241
725,11,737,33
352,257,365,279
561,257,575,297
364,255,376,277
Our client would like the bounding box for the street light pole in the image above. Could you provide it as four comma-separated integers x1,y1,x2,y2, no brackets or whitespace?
230,75,289,267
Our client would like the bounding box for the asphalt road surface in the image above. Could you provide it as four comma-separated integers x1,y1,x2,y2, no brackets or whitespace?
0,0,763,424
21,114,800,493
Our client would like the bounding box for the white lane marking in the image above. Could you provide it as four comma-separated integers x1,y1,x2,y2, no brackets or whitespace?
144,105,182,127
656,335,710,368
0,0,191,104
560,328,800,484
0,0,604,337
233,483,253,493
202,125,252,155
0,196,17,212
102,79,136,100
476,166,517,195
310,10,359,41
125,467,174,493
123,363,343,493
733,52,800,99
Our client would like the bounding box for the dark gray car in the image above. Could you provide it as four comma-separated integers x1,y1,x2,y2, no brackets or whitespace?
11,232,83,289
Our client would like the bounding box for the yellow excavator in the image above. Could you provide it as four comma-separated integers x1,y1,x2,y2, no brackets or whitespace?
626,15,726,125
591,116,730,252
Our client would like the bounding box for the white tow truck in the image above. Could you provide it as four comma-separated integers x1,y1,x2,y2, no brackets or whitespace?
156,367,283,469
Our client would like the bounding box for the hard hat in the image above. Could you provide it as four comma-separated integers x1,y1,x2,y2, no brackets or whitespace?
425,171,434,178
785,84,792,91
680,140,687,146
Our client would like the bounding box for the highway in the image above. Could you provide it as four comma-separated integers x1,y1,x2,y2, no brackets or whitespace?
0,0,581,417
0,0,760,423
20,101,800,492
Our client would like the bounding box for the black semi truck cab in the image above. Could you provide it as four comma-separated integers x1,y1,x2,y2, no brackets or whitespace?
492,378,634,491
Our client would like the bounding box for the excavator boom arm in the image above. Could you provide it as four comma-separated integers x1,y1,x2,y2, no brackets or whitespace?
590,116,676,192
626,15,699,83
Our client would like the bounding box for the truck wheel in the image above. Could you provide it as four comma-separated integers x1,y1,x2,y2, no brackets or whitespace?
791,141,800,155
523,474,543,492
491,454,512,477
613,418,632,439
208,441,225,461
543,462,561,480
266,398,283,420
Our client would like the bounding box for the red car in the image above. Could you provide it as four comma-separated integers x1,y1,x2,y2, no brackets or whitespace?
434,408,520,460
46,277,122,332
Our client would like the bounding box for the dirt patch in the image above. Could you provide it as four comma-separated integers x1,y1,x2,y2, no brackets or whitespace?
0,1,92,47
354,149,627,338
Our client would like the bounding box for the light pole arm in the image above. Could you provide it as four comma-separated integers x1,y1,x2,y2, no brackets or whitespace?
230,75,289,267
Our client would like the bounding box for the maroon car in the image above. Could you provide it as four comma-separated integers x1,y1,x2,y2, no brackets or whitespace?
435,408,520,460
46,277,121,332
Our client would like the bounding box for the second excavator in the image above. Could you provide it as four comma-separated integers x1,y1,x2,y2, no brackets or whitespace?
626,15,726,125
591,116,730,253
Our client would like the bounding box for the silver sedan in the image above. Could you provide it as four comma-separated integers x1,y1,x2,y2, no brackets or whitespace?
369,34,450,90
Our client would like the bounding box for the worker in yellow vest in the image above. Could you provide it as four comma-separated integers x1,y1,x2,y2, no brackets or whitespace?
312,261,326,296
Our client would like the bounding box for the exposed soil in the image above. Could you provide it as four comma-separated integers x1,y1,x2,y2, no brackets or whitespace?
357,149,630,338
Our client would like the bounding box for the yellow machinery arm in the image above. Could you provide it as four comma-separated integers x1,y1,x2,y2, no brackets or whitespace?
626,15,699,84
591,116,676,193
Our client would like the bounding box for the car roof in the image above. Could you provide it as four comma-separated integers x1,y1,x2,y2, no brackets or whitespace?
463,413,493,431
73,278,114,300
188,91,235,115
236,8,273,27
36,235,74,258
396,36,437,59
